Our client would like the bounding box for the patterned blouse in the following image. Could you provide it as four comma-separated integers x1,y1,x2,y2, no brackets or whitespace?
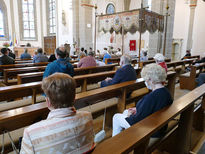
20,108,94,154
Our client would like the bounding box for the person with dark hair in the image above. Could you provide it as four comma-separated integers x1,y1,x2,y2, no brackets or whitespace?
77,51,97,68
48,54,57,62
181,50,191,60
20,73,94,153
7,48,16,59
33,48,48,63
20,49,31,59
43,46,74,78
0,48,15,65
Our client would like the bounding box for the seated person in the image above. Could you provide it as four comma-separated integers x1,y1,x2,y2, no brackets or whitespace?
33,48,48,63
196,73,205,86
8,48,16,59
154,53,167,72
20,49,31,59
77,51,97,68
181,50,191,60
112,63,173,139
103,50,112,64
193,54,205,64
48,54,57,62
140,51,148,62
20,73,94,153
43,47,74,78
101,54,136,87
0,48,15,65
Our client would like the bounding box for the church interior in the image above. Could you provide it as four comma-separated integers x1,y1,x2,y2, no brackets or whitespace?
0,0,205,153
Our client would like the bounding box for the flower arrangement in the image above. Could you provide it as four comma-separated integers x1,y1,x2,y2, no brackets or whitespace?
3,42,10,48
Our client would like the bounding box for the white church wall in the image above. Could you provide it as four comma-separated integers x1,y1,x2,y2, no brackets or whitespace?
56,0,73,47
173,0,205,58
192,0,205,56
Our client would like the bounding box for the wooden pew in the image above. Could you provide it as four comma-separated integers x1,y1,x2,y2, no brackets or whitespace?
0,72,176,153
0,62,49,74
183,55,200,60
15,60,33,64
179,63,205,90
4,66,47,85
16,64,118,85
15,58,33,61
92,84,205,154
139,59,171,67
74,64,117,76
0,71,175,106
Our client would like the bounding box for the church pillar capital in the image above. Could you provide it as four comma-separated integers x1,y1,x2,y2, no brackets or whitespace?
189,0,197,7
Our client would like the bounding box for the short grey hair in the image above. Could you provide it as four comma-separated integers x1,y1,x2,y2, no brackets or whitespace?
141,63,167,83
153,53,165,62
120,54,131,65
88,51,95,57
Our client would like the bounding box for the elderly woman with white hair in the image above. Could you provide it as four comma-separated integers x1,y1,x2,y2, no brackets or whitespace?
153,53,168,72
112,63,173,138
101,54,136,87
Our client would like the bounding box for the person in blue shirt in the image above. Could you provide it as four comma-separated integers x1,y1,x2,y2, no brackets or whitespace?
20,49,31,59
43,47,74,78
103,50,112,64
33,48,48,63
112,63,173,140
101,54,136,87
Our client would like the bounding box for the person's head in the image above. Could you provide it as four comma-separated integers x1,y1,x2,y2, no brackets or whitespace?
118,48,121,52
88,51,95,57
42,73,76,110
84,50,87,55
55,47,66,59
1,48,8,55
37,48,43,54
89,47,92,51
79,52,86,59
120,54,131,67
143,51,147,57
186,50,191,54
141,63,167,90
81,47,84,52
24,49,28,53
7,48,11,53
153,53,165,63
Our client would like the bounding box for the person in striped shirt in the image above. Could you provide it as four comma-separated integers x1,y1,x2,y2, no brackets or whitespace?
20,73,94,154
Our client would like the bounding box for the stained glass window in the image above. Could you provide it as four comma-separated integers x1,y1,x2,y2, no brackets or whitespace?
0,10,4,37
106,3,115,14
48,0,56,35
21,0,36,39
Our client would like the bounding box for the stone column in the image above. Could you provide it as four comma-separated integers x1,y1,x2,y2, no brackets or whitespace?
186,0,197,50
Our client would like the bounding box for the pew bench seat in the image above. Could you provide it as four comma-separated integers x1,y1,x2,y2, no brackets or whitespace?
0,95,45,112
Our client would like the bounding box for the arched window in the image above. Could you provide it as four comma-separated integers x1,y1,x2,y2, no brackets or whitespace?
106,3,115,14
19,0,37,40
0,0,9,40
47,0,56,35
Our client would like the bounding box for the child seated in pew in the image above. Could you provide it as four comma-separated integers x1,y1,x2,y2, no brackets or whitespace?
20,73,94,154
112,64,173,140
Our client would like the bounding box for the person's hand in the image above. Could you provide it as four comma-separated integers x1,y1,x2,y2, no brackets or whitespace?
127,107,136,117
105,77,112,81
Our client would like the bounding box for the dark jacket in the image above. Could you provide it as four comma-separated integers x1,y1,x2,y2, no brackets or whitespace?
0,55,15,65
9,52,16,59
101,64,136,87
43,58,74,78
126,87,173,138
